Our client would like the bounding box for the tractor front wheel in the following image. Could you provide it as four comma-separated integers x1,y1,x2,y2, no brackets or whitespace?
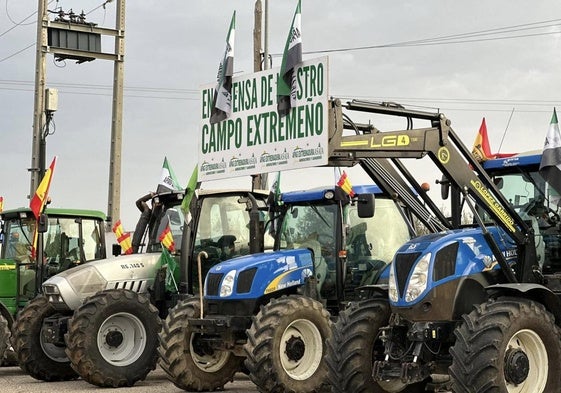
65,289,161,387
158,296,243,391
450,297,561,393
244,295,333,393
326,298,428,393
11,295,77,381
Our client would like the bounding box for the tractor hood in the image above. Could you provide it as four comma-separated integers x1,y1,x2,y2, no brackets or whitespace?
389,226,517,307
204,249,315,299
42,253,162,310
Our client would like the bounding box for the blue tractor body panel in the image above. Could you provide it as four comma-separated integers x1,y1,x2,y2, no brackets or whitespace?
390,226,517,308
205,249,314,300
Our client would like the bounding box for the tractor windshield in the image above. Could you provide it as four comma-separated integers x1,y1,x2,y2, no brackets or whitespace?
192,195,274,283
2,213,105,300
3,217,36,264
489,169,561,272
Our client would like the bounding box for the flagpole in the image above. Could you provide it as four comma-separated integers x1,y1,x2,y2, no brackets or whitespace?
264,0,269,70
497,108,515,155
252,1,268,190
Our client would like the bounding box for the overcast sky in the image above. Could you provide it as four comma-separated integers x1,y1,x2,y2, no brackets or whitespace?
1,0,561,230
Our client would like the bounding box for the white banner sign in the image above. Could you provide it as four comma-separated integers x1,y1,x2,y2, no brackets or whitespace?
198,56,329,181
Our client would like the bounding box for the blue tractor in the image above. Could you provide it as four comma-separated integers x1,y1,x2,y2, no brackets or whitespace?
158,180,441,392
322,100,561,393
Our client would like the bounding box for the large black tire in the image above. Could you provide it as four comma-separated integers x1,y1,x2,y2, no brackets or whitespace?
11,295,77,381
326,298,427,393
244,295,333,393
65,289,161,387
450,297,561,393
158,296,244,391
0,314,8,366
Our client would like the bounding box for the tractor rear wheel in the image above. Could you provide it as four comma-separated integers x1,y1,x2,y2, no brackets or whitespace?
326,298,428,393
11,295,77,381
158,296,243,391
244,295,332,393
450,297,561,393
65,289,161,387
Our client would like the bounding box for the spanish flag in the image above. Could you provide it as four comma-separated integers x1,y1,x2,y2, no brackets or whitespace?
472,118,492,162
112,220,133,255
472,118,515,162
337,170,355,197
159,223,175,253
30,157,56,220
0,196,4,213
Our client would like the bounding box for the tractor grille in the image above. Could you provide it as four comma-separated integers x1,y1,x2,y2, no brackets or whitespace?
236,268,257,294
394,252,421,298
206,273,224,296
433,242,458,282
113,280,146,292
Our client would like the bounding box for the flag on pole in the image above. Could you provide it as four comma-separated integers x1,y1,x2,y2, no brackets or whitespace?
337,170,355,197
157,247,178,293
180,165,200,216
30,156,57,220
472,118,492,162
267,171,282,236
156,157,182,193
112,219,133,255
471,118,516,162
267,171,282,207
277,0,302,117
31,226,38,261
159,222,176,253
210,11,235,125
0,197,4,213
540,108,561,195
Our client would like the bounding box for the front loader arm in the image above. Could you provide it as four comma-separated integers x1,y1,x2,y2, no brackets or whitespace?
326,98,536,283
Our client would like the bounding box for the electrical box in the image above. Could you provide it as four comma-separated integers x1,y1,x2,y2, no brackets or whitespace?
45,88,58,112
48,27,101,63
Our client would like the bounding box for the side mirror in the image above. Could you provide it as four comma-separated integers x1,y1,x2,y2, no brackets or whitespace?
112,243,122,257
38,214,48,233
357,193,375,218
494,177,504,189
438,176,450,200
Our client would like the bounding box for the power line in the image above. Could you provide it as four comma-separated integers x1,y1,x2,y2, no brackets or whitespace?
0,79,199,94
0,42,35,62
0,1,42,38
272,18,561,57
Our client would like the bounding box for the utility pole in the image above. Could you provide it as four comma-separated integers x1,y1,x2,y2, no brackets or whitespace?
107,0,126,231
252,0,268,191
30,0,125,230
29,0,48,196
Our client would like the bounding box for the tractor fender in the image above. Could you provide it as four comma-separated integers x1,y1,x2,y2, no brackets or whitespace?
486,283,561,324
355,284,388,300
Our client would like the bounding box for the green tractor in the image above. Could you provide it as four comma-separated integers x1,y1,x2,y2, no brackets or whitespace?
0,207,107,365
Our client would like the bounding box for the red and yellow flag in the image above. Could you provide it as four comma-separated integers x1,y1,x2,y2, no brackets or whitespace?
158,223,175,252
337,170,355,197
472,118,492,162
112,220,133,255
0,196,4,213
472,118,516,162
30,157,57,219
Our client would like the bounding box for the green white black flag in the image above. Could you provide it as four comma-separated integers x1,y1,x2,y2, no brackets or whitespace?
210,11,235,124
156,157,182,193
277,0,302,117
540,108,561,195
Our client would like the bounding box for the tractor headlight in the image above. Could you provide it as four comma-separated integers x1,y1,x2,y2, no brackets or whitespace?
219,270,237,297
405,253,431,303
388,264,398,303
66,266,107,298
